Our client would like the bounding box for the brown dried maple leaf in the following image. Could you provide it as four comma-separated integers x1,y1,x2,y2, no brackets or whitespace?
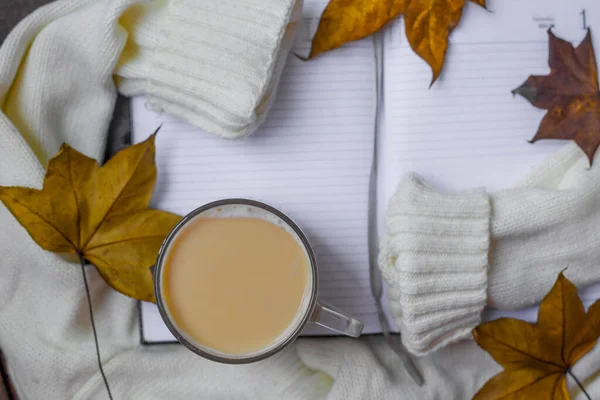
513,29,600,165
473,273,600,399
309,0,486,84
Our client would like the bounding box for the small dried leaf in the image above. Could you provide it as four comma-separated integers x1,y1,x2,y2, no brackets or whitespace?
513,29,600,165
0,133,181,302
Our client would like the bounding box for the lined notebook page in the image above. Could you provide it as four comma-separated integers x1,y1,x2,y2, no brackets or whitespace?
380,0,599,200
380,0,600,320
134,2,381,341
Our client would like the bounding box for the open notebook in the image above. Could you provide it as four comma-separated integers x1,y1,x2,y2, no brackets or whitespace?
133,0,600,343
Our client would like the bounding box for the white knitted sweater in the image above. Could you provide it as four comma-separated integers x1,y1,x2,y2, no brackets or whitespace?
1,0,600,399
379,145,600,356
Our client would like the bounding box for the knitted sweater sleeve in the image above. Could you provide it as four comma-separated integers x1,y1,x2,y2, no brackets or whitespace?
114,0,301,139
378,143,600,356
1,0,300,163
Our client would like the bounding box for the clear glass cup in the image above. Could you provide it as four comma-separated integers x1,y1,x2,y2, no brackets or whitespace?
153,199,364,364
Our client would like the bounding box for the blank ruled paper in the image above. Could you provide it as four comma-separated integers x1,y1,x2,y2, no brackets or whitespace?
135,0,380,341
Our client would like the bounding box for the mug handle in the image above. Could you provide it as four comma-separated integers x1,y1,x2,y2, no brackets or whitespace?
311,301,364,338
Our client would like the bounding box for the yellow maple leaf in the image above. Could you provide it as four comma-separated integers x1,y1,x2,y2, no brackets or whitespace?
0,133,181,302
309,0,486,84
473,273,600,399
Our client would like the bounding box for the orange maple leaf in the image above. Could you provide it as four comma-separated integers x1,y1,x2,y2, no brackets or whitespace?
309,0,486,84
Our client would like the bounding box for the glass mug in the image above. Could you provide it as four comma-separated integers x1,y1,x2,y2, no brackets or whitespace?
153,199,364,364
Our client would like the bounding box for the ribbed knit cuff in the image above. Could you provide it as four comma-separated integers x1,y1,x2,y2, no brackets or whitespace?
117,0,301,138
379,174,491,356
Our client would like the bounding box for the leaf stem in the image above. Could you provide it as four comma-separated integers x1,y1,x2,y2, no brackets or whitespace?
566,368,591,400
78,253,113,400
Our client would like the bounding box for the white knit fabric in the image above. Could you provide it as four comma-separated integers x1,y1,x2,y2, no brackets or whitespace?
379,175,491,355
117,0,299,139
380,144,600,356
1,0,600,399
